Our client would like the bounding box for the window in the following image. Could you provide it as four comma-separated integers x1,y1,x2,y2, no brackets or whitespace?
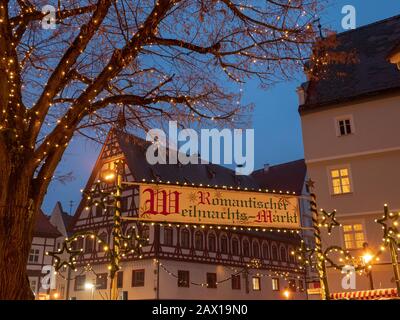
30,279,37,295
280,247,287,262
164,227,173,246
252,242,260,258
220,235,228,254
232,238,239,255
98,232,108,252
96,273,108,290
117,271,123,288
206,273,217,289
231,275,241,290
194,231,203,250
208,233,216,252
343,223,366,249
29,249,40,263
85,237,94,253
141,226,150,240
252,277,261,291
298,279,305,292
95,205,102,217
178,270,190,288
330,167,352,194
271,245,278,260
181,229,190,248
132,269,145,287
272,278,280,291
74,275,86,291
336,117,353,136
75,237,84,251
243,240,250,257
289,247,296,263
262,243,269,260
120,197,128,212
288,279,296,292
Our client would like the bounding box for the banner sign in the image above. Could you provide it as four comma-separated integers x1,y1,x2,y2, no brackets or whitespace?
138,183,301,229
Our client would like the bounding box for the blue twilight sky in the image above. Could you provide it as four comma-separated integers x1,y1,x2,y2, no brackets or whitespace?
42,1,400,214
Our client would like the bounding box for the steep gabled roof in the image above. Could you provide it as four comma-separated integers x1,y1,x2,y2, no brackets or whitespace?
299,14,400,113
34,210,62,238
116,131,260,189
251,159,306,195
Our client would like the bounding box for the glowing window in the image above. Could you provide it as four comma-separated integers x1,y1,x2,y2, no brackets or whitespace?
343,223,365,249
330,168,352,194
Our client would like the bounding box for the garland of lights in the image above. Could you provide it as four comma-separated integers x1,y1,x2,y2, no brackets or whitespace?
377,204,400,247
293,182,393,300
130,220,301,235
47,171,149,280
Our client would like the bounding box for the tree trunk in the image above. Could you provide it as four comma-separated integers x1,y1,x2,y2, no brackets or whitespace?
0,162,37,300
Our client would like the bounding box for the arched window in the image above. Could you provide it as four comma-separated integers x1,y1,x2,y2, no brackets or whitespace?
289,247,296,263
164,227,173,246
280,247,287,262
194,231,203,250
252,241,260,258
141,225,150,240
98,232,108,252
181,229,190,248
220,235,228,254
85,236,94,253
74,237,84,251
262,243,269,260
271,245,278,261
231,238,239,255
208,233,216,252
243,240,250,257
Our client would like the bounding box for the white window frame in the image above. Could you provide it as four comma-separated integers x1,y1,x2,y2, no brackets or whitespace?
334,115,355,137
28,248,40,264
327,164,354,195
340,220,367,250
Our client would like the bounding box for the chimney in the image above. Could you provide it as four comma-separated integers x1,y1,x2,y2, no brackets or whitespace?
263,163,270,172
296,86,306,105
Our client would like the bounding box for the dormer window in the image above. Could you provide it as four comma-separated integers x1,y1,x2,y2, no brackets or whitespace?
335,115,354,136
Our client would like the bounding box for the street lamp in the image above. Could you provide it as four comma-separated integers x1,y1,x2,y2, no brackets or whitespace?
84,282,95,300
282,289,291,300
362,242,374,290
101,169,116,182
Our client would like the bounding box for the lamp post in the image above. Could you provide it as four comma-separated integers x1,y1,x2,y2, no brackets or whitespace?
101,160,124,301
306,179,330,300
377,204,400,297
84,282,95,300
361,242,374,290
282,288,291,300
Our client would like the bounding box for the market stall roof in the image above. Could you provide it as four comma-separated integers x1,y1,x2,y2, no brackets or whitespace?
331,288,398,300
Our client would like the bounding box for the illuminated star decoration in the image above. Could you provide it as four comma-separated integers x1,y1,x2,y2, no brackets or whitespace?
47,242,82,271
292,240,316,270
305,178,315,190
320,209,340,234
82,180,110,211
377,204,400,246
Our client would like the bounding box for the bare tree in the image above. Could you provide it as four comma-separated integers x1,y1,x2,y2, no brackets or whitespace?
0,0,321,299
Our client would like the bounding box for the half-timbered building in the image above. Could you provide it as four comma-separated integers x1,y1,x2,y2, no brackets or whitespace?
28,210,61,299
60,130,312,300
